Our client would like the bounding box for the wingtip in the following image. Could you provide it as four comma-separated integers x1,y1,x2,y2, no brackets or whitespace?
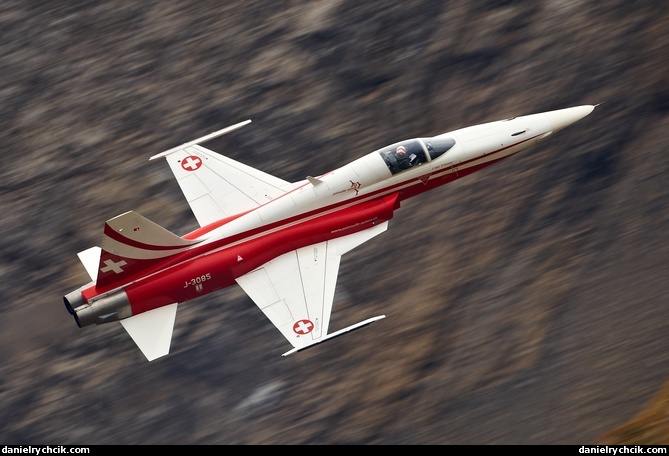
281,315,387,357
149,119,253,161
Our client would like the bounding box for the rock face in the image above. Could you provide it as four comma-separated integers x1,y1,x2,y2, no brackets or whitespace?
1,0,668,445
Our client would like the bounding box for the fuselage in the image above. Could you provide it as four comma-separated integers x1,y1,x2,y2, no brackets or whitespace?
69,106,593,326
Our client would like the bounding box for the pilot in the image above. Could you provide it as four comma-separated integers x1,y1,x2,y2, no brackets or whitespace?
395,145,414,170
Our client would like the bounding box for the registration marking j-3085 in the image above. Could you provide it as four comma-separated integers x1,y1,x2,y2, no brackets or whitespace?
184,273,212,288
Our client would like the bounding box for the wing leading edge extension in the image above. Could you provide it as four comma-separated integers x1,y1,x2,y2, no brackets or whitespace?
149,120,295,227
236,222,389,356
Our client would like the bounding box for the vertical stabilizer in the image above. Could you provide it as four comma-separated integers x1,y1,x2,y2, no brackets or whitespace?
95,211,201,288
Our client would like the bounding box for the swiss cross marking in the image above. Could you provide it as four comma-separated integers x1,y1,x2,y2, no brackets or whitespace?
181,155,203,171
100,259,127,274
293,319,314,335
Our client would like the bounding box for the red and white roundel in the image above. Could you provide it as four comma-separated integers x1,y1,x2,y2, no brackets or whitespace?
181,155,203,171
293,319,314,335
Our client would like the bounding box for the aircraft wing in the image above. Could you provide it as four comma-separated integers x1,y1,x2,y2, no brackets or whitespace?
236,222,388,355
150,121,293,227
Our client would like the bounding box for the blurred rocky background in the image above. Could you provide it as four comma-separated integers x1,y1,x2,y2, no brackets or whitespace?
1,0,667,445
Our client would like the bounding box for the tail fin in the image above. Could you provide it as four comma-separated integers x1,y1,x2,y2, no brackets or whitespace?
96,211,201,288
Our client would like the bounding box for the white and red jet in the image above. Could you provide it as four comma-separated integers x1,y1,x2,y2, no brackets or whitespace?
64,105,596,361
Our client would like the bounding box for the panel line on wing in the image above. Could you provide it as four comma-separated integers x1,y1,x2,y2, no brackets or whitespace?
235,222,389,353
151,126,292,227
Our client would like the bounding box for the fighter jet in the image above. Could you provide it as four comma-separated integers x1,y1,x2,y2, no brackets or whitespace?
64,105,596,361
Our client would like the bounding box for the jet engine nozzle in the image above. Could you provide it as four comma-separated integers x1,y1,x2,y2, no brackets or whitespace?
71,290,133,328
64,289,86,315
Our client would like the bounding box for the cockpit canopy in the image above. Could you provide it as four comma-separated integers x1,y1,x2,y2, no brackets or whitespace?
378,137,455,175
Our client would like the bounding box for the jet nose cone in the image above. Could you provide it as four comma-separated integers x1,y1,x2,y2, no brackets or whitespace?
545,105,596,132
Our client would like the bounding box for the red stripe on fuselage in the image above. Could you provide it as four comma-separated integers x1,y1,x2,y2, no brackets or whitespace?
124,193,399,314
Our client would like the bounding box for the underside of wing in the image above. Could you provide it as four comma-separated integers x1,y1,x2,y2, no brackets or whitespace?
236,222,389,353
150,122,294,227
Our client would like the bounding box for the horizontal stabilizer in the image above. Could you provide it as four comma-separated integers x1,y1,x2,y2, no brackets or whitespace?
281,315,386,356
120,303,178,361
77,246,102,281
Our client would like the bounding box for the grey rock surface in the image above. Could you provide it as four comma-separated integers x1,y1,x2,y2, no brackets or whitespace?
1,0,667,444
